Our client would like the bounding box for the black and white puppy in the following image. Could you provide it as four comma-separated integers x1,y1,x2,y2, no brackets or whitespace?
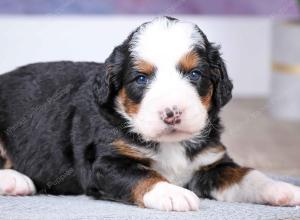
0,17,299,211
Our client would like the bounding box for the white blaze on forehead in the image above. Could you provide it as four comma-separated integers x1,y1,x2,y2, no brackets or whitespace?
130,18,203,67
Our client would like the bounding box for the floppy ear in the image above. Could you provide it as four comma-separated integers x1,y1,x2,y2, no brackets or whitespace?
94,45,126,105
209,45,233,108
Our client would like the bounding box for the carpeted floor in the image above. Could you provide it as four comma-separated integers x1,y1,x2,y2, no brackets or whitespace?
0,176,300,220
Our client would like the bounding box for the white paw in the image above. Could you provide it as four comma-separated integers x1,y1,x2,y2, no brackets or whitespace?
262,181,300,206
0,169,36,196
143,182,200,211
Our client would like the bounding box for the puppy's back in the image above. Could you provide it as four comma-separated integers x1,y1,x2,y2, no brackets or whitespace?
0,61,103,132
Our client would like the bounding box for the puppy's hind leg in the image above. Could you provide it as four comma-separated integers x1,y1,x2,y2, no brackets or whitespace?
0,169,36,196
188,159,300,206
0,142,36,196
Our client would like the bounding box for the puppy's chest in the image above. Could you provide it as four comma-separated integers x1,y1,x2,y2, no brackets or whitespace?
149,143,225,187
148,143,193,186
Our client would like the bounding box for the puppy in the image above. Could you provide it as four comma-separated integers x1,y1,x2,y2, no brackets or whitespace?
0,17,299,211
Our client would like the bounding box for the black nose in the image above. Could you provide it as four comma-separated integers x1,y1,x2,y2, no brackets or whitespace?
160,106,182,125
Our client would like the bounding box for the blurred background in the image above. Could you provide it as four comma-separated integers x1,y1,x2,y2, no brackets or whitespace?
0,0,299,177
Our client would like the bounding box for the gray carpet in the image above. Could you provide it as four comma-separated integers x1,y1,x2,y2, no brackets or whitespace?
0,176,300,220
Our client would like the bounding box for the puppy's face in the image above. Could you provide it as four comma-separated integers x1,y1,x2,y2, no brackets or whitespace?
103,17,232,143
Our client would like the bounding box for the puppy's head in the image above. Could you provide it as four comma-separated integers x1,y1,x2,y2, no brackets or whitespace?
99,17,232,142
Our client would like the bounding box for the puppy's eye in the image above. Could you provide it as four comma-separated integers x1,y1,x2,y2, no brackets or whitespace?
186,70,202,81
135,75,149,85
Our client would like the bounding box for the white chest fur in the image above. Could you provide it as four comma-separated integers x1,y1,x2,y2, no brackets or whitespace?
150,143,225,186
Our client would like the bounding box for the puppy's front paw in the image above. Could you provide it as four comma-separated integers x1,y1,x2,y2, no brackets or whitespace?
262,181,300,206
143,182,200,211
0,169,36,196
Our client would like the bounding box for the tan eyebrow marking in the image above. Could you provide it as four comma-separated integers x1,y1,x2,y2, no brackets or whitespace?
178,50,200,73
134,59,155,75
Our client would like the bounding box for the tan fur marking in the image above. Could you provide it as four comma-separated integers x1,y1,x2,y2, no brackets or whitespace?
118,88,140,116
134,59,155,75
0,141,13,169
132,173,167,207
113,140,145,160
179,50,200,73
201,85,213,109
218,167,252,191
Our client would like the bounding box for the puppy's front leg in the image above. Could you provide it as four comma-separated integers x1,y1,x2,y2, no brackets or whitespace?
88,155,200,211
188,161,300,206
81,140,200,211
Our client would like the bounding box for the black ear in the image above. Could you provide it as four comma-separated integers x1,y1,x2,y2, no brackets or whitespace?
209,45,233,108
94,45,126,105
